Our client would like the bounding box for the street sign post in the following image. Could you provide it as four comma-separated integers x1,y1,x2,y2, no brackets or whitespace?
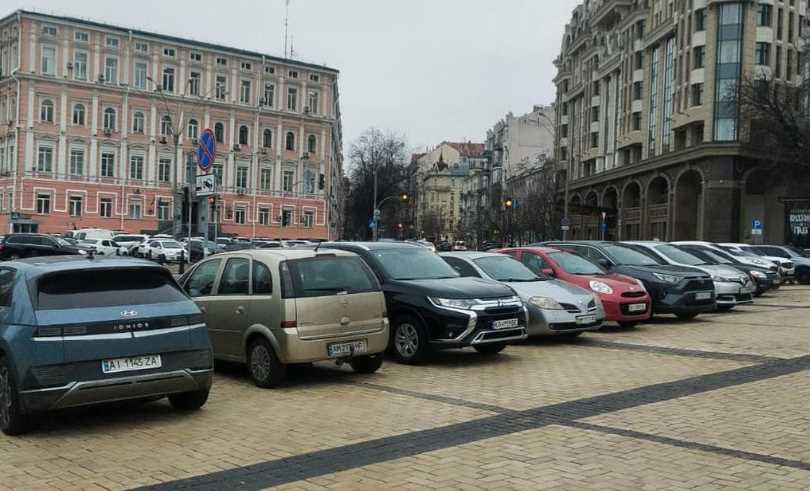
752,219,763,236
196,128,216,172
195,174,215,197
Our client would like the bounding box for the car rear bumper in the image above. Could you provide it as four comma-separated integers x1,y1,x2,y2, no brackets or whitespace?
277,323,390,364
19,368,213,414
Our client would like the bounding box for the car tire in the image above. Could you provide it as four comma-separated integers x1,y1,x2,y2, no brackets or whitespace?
349,355,383,374
716,305,735,312
168,389,210,411
797,270,810,285
676,312,699,320
0,356,30,436
390,315,430,364
473,343,506,355
618,321,639,328
247,338,286,388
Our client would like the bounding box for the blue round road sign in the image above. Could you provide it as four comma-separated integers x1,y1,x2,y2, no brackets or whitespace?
197,128,216,171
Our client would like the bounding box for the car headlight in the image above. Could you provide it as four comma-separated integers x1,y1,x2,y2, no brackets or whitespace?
589,280,614,295
712,274,740,283
653,273,679,284
749,270,766,279
430,297,479,310
528,296,564,310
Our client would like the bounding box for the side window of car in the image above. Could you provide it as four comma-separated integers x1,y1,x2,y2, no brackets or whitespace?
762,247,789,258
185,259,222,297
0,268,15,307
218,258,250,295
442,257,480,277
252,260,273,295
521,253,547,274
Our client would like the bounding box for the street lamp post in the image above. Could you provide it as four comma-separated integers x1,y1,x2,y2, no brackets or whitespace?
372,192,409,241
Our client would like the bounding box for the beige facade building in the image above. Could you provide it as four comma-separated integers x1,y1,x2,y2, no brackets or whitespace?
554,0,808,244
0,10,343,239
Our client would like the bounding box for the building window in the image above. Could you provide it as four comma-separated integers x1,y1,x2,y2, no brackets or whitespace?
103,108,116,131
263,83,274,107
132,111,145,133
129,200,142,219
189,72,200,96
265,65,275,74
309,74,319,82
282,170,294,192
260,168,272,191
281,208,293,226
106,37,119,49
130,155,144,180
757,4,772,27
161,115,172,136
134,41,148,53
157,201,170,220
238,125,249,145
304,168,316,194
695,9,706,31
100,198,113,217
756,42,771,66
158,158,171,182
632,112,641,130
104,57,118,84
69,149,84,176
213,164,223,186
188,119,199,139
101,152,115,178
633,81,643,100
216,57,227,66
691,83,704,106
236,166,248,189
74,31,88,43
307,90,319,113
69,196,83,217
288,70,298,79
263,129,272,148
72,104,85,125
215,76,227,100
240,61,252,71
713,2,743,142
36,193,51,214
303,210,314,228
694,46,705,68
240,80,251,104
73,51,88,80
42,25,57,36
235,207,246,224
40,99,54,122
590,132,599,148
591,106,600,122
648,45,660,152
285,131,295,151
307,135,317,154
162,47,176,58
37,146,53,172
287,87,297,111
162,67,175,92
662,36,675,151
214,123,224,143
134,62,147,89
189,52,202,62
41,46,56,75
258,208,269,225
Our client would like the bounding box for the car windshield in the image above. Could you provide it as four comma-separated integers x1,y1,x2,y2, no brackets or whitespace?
681,248,722,265
549,251,606,275
785,246,810,258
55,238,72,247
654,244,708,266
161,241,182,249
603,245,664,266
722,246,757,257
114,235,140,242
371,247,459,280
473,256,541,282
693,248,733,264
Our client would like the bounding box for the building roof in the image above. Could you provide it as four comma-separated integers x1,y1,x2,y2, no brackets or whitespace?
444,142,486,158
4,9,339,74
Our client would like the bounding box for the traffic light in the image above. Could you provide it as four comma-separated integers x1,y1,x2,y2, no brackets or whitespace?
504,197,514,209
318,173,325,190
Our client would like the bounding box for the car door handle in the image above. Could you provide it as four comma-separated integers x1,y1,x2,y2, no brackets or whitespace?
340,316,350,326
235,306,245,315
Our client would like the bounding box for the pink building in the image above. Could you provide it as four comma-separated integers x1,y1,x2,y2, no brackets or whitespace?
0,10,344,239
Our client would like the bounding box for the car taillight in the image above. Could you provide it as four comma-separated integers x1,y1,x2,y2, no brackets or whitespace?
280,320,297,329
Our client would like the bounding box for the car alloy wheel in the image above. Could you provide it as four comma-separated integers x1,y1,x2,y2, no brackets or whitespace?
395,323,420,358
250,344,272,382
247,338,286,388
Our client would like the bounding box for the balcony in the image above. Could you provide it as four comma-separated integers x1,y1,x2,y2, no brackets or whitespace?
592,0,634,27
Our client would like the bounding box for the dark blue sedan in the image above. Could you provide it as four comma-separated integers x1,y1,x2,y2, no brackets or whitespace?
0,256,213,435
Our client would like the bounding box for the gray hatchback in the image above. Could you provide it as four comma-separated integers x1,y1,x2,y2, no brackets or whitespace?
0,256,213,435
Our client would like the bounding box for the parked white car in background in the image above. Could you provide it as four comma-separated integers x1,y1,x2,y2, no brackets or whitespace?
112,234,150,254
78,238,128,256
73,228,115,241
141,239,188,262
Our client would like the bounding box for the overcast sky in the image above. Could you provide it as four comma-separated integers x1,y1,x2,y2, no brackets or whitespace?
11,0,578,152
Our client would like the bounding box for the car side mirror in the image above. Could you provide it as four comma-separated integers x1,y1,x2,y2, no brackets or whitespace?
542,268,556,277
598,259,611,269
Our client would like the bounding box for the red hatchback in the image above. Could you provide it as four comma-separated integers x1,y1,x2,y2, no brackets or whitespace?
499,247,652,327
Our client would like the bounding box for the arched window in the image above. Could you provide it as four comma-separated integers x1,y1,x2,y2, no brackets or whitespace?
214,122,224,143
285,131,295,151
132,111,145,133
72,103,85,126
263,129,272,148
160,115,172,136
40,99,54,122
307,134,317,154
102,107,116,131
238,125,249,145
187,119,199,139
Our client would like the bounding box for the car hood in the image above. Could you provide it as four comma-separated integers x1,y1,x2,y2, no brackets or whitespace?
505,278,592,302
387,277,514,299
616,263,707,278
698,264,747,278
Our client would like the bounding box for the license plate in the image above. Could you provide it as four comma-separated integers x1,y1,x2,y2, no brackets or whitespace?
492,318,519,330
102,355,162,374
695,291,712,300
627,303,647,313
327,340,367,358
576,314,597,325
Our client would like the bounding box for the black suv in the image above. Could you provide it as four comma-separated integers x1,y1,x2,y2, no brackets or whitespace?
541,241,716,320
320,242,527,363
0,234,82,261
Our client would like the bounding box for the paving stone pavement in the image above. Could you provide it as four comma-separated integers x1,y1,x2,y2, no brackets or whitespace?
0,286,808,490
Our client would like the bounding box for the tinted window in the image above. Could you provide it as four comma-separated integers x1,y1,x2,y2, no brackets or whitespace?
682,247,729,265
218,258,250,295
286,255,379,297
520,253,549,274
603,245,664,266
0,269,15,307
785,246,810,258
185,259,221,297
473,256,541,282
37,268,187,310
6,235,27,245
252,260,273,294
653,244,707,266
160,241,182,249
549,251,605,274
442,256,480,277
756,246,790,258
370,247,459,280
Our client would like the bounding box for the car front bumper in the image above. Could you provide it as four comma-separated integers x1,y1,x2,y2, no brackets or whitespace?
601,299,652,323
653,289,717,316
425,302,529,347
525,305,603,336
714,281,755,306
